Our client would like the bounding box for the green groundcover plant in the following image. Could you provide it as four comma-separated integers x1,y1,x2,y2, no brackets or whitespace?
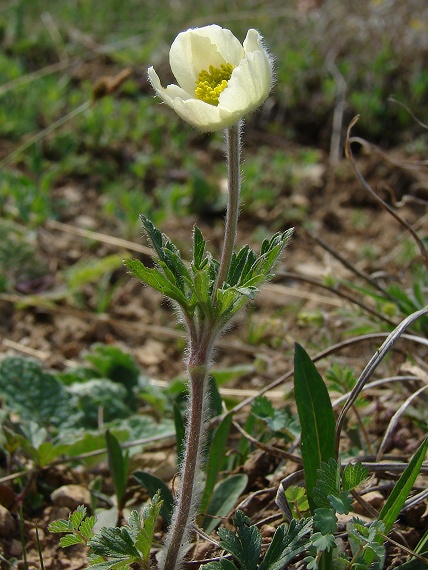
38,21,428,570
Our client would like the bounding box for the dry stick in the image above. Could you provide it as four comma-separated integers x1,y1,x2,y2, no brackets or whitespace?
327,55,347,166
334,306,428,457
345,115,428,270
226,331,428,419
277,270,397,327
232,420,303,465
304,227,391,298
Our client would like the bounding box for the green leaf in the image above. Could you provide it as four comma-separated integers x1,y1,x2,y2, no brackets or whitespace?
342,462,369,492
328,491,353,515
134,492,163,562
314,508,338,535
0,357,75,429
48,519,73,533
294,344,336,512
258,518,313,570
105,430,129,511
204,561,238,570
192,225,206,270
88,526,140,559
379,437,428,535
204,474,248,534
125,258,190,310
200,413,233,514
59,534,85,547
313,458,340,509
311,532,336,552
217,510,261,570
133,471,173,524
71,506,87,530
80,516,96,540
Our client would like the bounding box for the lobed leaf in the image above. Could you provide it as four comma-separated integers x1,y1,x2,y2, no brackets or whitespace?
217,510,261,570
342,462,369,492
70,506,87,530
59,534,85,547
313,458,340,509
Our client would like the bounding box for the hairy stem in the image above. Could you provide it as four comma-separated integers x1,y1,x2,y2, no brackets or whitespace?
159,349,210,570
214,121,242,294
160,122,242,569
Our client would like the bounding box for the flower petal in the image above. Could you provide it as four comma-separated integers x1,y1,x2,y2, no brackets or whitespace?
170,25,244,94
218,49,272,114
172,97,242,131
148,66,191,105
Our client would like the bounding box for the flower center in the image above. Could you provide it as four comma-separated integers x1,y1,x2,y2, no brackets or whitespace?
195,63,235,105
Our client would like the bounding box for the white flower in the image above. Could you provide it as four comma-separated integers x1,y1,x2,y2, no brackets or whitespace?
148,25,273,131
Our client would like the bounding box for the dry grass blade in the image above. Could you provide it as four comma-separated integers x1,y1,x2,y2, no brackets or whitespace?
345,115,428,270
335,306,428,456
376,384,428,461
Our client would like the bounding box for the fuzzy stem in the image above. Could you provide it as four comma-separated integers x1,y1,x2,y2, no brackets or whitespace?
159,121,242,570
214,121,242,295
159,347,210,570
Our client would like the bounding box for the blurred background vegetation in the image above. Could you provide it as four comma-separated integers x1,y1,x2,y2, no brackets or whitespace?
0,0,427,280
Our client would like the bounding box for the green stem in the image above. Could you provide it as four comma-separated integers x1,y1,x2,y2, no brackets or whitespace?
214,121,242,295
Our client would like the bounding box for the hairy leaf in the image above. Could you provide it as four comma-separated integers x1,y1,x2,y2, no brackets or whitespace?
313,458,340,509
314,508,338,535
258,518,313,570
217,510,261,570
342,462,369,492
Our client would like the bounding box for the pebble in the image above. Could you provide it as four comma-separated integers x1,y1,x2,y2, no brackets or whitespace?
50,484,91,510
0,504,15,537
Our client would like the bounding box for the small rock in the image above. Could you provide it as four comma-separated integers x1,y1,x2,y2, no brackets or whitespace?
28,527,45,545
0,504,15,537
10,538,22,557
51,485,91,510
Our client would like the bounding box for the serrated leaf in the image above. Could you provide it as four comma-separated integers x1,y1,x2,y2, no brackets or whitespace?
311,532,336,552
71,506,87,530
48,519,73,533
133,471,173,523
258,518,313,570
135,492,163,561
88,526,140,559
328,491,353,514
313,458,340,509
192,225,206,270
59,534,85,547
342,462,369,491
314,508,338,534
217,510,261,570
80,516,96,540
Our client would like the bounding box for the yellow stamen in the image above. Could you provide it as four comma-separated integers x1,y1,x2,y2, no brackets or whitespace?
195,63,235,105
